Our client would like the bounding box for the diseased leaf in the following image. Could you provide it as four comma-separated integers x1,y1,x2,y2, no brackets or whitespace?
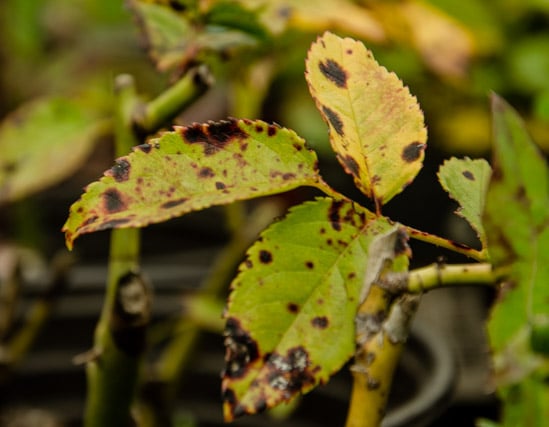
0,97,104,204
483,95,549,424
305,32,427,207
438,157,491,247
63,119,322,249
222,198,405,420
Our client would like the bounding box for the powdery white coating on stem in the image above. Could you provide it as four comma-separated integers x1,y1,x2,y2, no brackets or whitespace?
383,295,420,345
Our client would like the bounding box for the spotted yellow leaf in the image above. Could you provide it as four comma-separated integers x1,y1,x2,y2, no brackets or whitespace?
305,32,427,208
63,119,322,249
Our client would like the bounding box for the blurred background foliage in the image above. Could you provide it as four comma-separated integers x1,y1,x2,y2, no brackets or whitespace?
1,0,549,235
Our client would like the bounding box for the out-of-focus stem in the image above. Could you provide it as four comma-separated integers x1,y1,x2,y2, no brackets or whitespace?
134,65,213,135
84,75,147,427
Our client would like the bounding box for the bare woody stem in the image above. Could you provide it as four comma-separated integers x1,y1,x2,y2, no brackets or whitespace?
346,286,420,427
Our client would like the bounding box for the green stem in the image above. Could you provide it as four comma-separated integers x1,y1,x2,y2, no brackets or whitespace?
379,262,496,294
84,75,147,427
405,225,488,261
1,252,73,383
151,61,280,403
154,200,282,395
84,229,146,427
134,65,213,135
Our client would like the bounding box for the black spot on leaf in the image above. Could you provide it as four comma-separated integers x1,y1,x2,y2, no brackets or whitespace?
109,159,131,182
311,316,329,329
265,346,315,396
321,106,344,136
287,303,299,314
328,199,345,231
135,143,152,153
216,181,227,190
319,59,348,88
259,250,273,264
223,317,260,379
199,166,215,178
181,119,248,156
267,125,277,137
305,261,314,269
462,170,475,180
341,155,359,176
161,198,188,209
103,188,126,213
401,142,426,163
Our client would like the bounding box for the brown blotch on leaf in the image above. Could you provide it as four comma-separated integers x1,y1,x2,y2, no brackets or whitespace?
223,317,260,379
267,125,278,137
181,119,248,156
265,346,315,397
81,215,99,228
341,155,359,176
199,166,215,178
319,59,348,88
328,199,346,231
259,250,273,264
305,261,314,269
321,106,344,136
216,181,227,190
462,170,475,181
103,188,127,213
161,198,188,209
311,316,329,329
287,302,299,314
134,143,152,154
108,158,131,182
401,142,426,163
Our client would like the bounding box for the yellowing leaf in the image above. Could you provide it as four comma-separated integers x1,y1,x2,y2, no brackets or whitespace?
305,32,427,208
398,0,475,78
0,98,105,204
284,0,385,42
63,119,322,249
235,0,385,41
222,198,404,420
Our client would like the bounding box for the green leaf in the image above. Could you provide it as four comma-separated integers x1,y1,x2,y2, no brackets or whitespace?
63,119,322,249
305,32,427,207
0,97,104,204
129,0,261,72
222,198,404,420
438,157,491,247
483,94,549,424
